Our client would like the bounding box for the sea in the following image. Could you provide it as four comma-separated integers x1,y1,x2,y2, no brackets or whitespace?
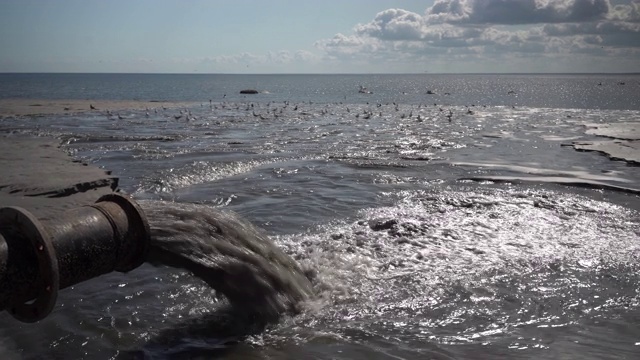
1,73,640,359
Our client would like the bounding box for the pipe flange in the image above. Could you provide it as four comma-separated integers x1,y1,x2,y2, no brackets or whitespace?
96,194,150,272
0,233,7,284
0,207,59,323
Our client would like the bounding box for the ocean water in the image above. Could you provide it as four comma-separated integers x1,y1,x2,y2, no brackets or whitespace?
1,73,640,359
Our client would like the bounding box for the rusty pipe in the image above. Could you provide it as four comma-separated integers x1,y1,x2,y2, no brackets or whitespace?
0,193,150,322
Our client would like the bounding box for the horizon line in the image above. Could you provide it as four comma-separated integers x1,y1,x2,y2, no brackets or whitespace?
1,71,639,76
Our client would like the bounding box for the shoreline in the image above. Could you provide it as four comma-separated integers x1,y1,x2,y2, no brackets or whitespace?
0,98,196,117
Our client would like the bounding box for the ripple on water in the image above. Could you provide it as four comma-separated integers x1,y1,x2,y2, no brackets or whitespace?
267,187,640,354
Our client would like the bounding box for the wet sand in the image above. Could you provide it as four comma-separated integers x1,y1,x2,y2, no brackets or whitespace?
0,98,195,118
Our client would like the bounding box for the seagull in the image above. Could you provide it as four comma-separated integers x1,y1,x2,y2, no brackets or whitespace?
90,104,96,110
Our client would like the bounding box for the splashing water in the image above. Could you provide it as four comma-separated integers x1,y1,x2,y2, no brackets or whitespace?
140,200,315,321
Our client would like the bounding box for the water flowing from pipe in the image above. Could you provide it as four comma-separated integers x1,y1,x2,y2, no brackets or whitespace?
140,200,314,321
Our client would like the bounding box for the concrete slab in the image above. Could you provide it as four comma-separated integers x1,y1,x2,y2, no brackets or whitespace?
0,135,117,221
572,140,640,165
572,122,640,165
584,122,640,140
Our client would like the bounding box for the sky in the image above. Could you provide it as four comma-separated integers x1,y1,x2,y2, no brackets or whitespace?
0,0,639,74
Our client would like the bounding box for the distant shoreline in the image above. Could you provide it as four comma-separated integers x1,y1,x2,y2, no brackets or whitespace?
0,99,195,117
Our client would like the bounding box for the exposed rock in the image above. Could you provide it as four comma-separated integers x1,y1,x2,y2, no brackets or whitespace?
368,218,398,231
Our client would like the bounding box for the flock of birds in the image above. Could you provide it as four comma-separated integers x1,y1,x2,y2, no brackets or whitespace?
87,93,496,126
97,104,197,121
72,79,629,123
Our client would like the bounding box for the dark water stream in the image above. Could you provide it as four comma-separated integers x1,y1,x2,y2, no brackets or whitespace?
142,200,314,320
105,200,317,359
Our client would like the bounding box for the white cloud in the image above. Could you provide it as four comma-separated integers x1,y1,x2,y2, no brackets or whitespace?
312,0,640,72
315,33,383,58
202,50,320,66
542,20,640,36
426,0,611,25
608,2,640,21
354,9,427,40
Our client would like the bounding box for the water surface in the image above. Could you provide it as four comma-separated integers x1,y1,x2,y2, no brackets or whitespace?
1,73,639,359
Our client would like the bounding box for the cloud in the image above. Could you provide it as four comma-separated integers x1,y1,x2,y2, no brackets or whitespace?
426,0,610,25
315,33,383,58
312,0,640,72
608,2,640,21
203,50,319,66
345,1,627,44
542,20,640,36
354,9,426,40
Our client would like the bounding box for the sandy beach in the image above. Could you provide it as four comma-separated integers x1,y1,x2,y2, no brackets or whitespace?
0,98,196,117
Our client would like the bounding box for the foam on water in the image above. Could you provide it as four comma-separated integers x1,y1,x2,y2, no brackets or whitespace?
258,186,640,353
136,158,286,194
282,187,640,298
